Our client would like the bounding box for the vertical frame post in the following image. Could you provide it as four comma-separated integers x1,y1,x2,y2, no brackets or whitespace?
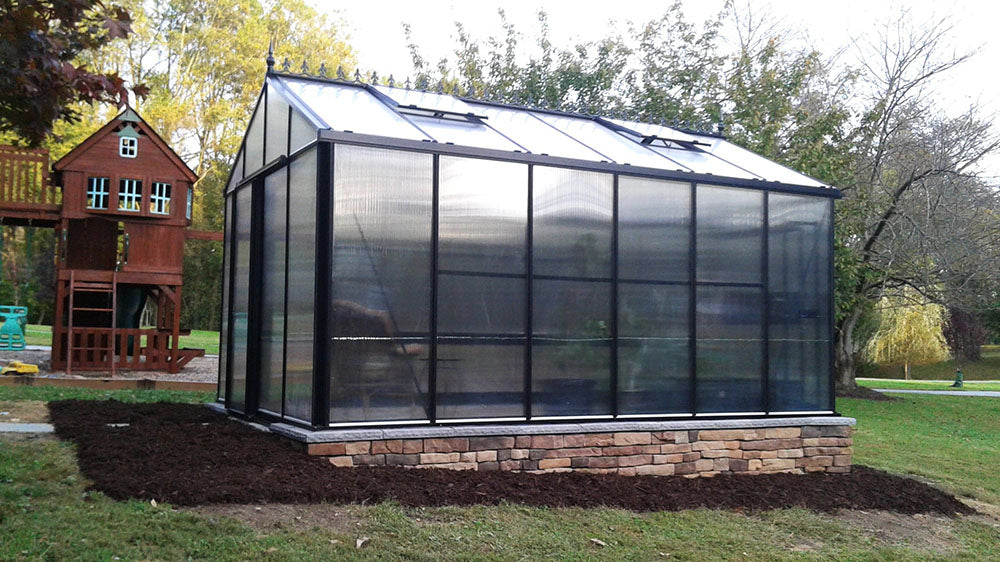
311,142,333,427
688,182,698,416
828,198,837,412
429,154,440,423
610,174,619,417
762,191,770,414
524,165,534,420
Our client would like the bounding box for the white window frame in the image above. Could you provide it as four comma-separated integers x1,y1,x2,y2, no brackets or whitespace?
150,182,171,215
118,178,142,212
86,177,110,210
119,136,137,158
186,187,193,220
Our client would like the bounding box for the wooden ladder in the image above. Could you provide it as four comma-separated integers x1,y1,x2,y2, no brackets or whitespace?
66,270,117,376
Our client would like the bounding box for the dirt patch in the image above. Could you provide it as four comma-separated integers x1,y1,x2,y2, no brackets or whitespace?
48,400,974,515
837,385,898,401
833,510,961,554
187,503,364,534
0,400,49,423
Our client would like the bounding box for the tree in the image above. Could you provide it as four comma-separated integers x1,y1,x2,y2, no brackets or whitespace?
834,15,1000,388
0,0,148,145
942,307,987,362
865,296,950,379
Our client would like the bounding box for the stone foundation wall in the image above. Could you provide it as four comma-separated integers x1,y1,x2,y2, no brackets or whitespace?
305,424,853,477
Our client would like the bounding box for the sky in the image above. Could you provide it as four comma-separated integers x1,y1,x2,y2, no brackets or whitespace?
315,0,1000,177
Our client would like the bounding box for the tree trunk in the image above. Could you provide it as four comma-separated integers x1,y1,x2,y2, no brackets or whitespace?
835,308,863,390
904,363,910,380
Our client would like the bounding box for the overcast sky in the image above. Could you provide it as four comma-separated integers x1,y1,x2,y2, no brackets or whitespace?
315,0,1000,176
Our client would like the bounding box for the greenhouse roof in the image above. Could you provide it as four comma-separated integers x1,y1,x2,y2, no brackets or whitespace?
262,71,834,192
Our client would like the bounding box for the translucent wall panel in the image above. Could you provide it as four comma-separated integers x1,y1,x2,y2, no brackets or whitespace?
438,157,528,274
258,168,287,414
533,279,612,416
228,149,244,192
532,166,613,416
618,283,690,414
696,286,763,413
265,85,290,164
289,108,317,154
244,98,265,175
768,194,832,411
532,166,613,278
284,149,316,422
618,177,690,281
696,185,763,283
218,197,232,401
436,156,528,419
228,187,252,411
331,145,432,422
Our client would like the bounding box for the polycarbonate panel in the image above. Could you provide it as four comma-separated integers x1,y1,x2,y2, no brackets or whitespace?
606,118,698,144
228,149,244,191
768,194,831,411
331,145,432,422
532,166,613,278
698,136,826,188
533,112,678,168
228,187,252,411
278,76,428,141
289,107,317,154
218,197,232,401
438,157,527,274
259,168,287,414
618,282,690,414
696,286,764,413
437,274,525,335
696,185,763,283
436,342,525,419
373,85,477,115
407,114,522,151
646,144,760,180
471,104,608,161
284,149,316,421
265,85,290,163
244,98,265,174
532,279,612,416
618,176,690,281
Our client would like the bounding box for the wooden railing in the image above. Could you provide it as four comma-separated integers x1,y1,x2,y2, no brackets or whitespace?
0,145,60,207
66,328,174,371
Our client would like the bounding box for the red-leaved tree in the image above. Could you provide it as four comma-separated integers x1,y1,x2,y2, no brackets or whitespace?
0,0,148,145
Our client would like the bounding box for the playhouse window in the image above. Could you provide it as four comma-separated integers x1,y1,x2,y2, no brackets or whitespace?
150,182,171,215
186,187,193,220
118,178,142,211
86,177,110,209
119,137,137,158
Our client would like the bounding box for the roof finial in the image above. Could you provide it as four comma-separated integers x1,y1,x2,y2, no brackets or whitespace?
388,74,395,87
318,62,328,77
266,39,275,73
300,59,309,74
354,69,362,82
437,79,445,94
716,111,725,135
281,57,290,72
336,65,345,79
404,77,411,89
370,70,378,84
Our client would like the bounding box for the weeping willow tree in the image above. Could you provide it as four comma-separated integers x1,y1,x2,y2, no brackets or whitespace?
865,296,951,379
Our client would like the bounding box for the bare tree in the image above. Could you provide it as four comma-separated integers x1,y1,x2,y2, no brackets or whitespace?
835,15,1000,387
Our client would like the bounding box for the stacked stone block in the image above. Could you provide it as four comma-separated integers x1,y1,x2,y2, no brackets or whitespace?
306,424,853,477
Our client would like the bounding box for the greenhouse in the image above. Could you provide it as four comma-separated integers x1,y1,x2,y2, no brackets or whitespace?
218,62,839,435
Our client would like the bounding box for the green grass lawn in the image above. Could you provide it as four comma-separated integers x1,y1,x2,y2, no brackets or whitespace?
1,387,998,560
23,324,220,355
857,379,1000,392
862,345,1000,381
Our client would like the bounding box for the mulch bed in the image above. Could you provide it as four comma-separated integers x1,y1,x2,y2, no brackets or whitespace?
48,400,972,515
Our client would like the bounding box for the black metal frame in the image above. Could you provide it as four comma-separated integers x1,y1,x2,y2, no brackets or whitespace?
219,73,842,429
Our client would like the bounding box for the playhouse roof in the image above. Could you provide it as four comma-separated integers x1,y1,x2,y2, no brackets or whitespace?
260,72,833,191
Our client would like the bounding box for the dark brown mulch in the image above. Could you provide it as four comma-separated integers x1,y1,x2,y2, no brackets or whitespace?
837,385,899,401
48,400,972,515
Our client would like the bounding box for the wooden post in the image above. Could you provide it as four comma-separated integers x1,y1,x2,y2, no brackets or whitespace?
170,286,181,373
